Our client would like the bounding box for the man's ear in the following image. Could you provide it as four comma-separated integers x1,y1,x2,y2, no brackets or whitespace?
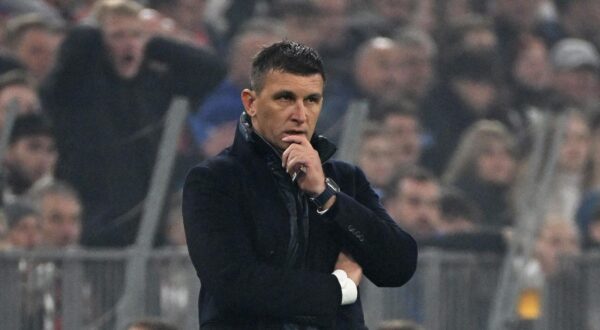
241,89,256,117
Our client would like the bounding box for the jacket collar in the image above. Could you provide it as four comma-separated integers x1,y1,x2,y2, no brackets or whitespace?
232,112,337,163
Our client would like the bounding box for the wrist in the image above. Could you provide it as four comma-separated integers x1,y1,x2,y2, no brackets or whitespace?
310,177,339,210
332,269,358,305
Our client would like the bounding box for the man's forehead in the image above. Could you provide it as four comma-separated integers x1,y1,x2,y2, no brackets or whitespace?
262,70,324,90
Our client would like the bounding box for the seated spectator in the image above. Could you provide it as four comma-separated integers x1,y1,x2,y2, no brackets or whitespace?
383,166,441,240
3,13,65,85
3,200,42,250
3,113,57,204
443,120,518,229
544,110,591,220
31,181,82,249
437,188,480,234
534,216,581,276
357,124,395,197
549,38,600,111
420,188,507,253
378,100,423,170
420,48,506,175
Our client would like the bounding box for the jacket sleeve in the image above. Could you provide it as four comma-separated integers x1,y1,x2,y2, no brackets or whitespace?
325,163,418,287
182,163,341,326
144,37,226,107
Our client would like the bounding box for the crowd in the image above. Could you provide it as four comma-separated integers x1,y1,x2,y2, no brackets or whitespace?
0,0,599,328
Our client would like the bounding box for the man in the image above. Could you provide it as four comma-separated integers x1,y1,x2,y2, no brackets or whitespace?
383,167,441,240
4,13,64,84
32,181,82,249
40,0,225,247
183,41,417,329
3,113,57,204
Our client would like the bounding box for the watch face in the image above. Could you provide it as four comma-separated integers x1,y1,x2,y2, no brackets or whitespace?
325,177,340,192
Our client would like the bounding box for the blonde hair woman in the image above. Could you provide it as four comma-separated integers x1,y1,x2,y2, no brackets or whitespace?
443,120,518,228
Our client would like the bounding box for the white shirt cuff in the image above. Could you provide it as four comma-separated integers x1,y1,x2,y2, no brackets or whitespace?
332,269,357,305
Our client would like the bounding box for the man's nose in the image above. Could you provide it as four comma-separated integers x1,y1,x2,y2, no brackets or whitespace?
291,101,307,122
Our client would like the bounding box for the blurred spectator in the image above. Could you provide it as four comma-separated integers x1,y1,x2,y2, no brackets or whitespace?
539,0,600,48
490,0,546,69
383,166,441,240
420,48,505,175
31,181,82,249
545,110,591,220
438,15,498,66
39,0,225,247
3,112,57,204
392,27,437,103
348,0,419,45
188,18,284,158
0,70,40,129
443,120,518,229
378,100,422,170
3,200,42,250
352,37,408,110
357,124,395,197
0,0,62,24
437,188,480,234
534,216,581,276
509,34,553,113
147,0,214,47
549,38,600,111
3,13,64,84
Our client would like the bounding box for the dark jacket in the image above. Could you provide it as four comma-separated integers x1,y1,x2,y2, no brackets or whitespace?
182,119,417,329
40,26,225,247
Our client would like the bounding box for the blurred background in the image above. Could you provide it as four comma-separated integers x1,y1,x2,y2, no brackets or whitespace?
0,0,600,329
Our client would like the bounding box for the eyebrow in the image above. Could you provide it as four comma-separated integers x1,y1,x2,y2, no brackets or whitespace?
272,90,296,99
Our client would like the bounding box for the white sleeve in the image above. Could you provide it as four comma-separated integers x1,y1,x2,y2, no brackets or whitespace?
332,269,358,305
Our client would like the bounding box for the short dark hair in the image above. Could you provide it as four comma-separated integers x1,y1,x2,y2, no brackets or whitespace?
10,113,54,145
440,188,481,224
250,40,325,93
383,166,438,201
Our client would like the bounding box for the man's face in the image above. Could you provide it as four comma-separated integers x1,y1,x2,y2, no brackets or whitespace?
41,194,82,248
553,68,599,107
401,45,434,99
101,13,146,79
8,215,42,249
535,221,580,274
389,178,441,239
358,134,394,188
242,70,324,151
6,135,57,184
558,114,591,173
356,44,405,101
15,28,63,81
384,114,421,168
